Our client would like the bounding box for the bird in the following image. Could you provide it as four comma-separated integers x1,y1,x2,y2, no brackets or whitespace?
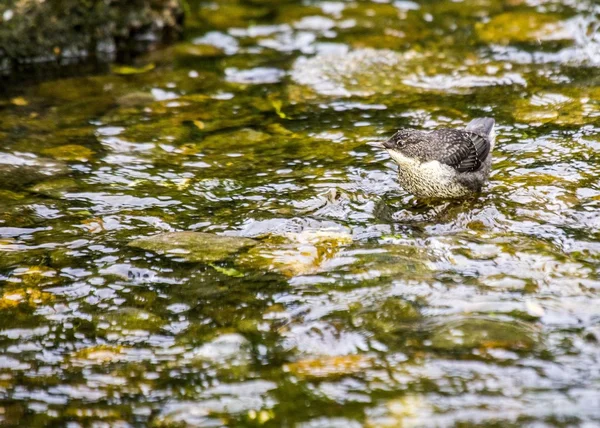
382,118,496,199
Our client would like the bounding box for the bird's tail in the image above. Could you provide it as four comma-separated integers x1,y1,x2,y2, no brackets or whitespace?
466,117,495,137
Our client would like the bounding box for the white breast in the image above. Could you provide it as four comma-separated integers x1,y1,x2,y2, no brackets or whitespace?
386,150,469,198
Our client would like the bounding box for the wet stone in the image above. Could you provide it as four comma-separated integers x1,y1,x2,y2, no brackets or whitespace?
513,91,600,126
187,333,252,365
0,190,26,201
116,91,156,108
174,43,225,58
429,317,540,352
0,204,46,228
366,396,431,428
41,144,94,162
28,178,78,198
476,12,568,45
239,227,353,277
128,232,258,263
0,287,54,310
153,380,277,426
0,153,69,189
290,48,419,97
237,217,348,238
356,297,421,333
96,307,164,333
200,128,272,150
71,345,127,365
285,355,374,379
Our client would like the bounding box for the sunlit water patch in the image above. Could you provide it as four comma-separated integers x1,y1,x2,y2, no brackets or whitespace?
0,0,599,426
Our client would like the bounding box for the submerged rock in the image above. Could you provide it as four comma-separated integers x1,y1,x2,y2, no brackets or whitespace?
290,47,523,97
174,43,225,58
290,48,416,97
513,90,600,125
128,232,258,263
430,317,540,352
476,12,569,45
71,345,128,365
187,333,252,365
0,287,54,311
356,298,421,334
200,128,272,150
285,354,373,379
154,380,277,426
236,217,348,238
366,395,432,428
238,222,353,277
28,178,78,199
96,307,164,333
116,91,156,108
42,144,94,162
0,153,69,189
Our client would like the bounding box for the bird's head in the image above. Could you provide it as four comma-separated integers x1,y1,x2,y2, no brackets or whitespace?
382,129,420,151
381,130,423,167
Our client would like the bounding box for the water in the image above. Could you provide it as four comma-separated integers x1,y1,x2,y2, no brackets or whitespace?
1,0,600,426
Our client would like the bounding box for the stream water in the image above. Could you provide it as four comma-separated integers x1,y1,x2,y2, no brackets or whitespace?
1,0,600,426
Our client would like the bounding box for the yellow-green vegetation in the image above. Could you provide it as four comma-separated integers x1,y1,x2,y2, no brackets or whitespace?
42,145,95,162
285,354,374,379
239,229,353,277
0,0,598,426
430,317,540,351
476,12,568,45
0,286,54,310
514,89,600,125
70,345,128,365
128,232,258,263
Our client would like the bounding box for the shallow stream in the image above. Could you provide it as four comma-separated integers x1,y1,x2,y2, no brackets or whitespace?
1,0,600,425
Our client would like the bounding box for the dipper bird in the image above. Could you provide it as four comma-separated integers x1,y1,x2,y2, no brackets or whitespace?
382,118,496,198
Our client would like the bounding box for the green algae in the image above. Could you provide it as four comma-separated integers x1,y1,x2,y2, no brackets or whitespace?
96,307,164,333
0,0,599,426
430,317,540,352
0,155,69,189
28,178,79,199
42,145,95,162
514,88,600,125
128,231,258,262
476,12,568,45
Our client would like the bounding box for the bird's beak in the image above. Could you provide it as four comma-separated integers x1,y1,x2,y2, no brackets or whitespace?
368,140,387,148
382,140,396,149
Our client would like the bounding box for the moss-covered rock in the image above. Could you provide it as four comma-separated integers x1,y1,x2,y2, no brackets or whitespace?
0,0,183,73
476,12,568,45
513,89,600,125
355,298,421,334
0,153,69,189
28,178,78,198
290,48,417,97
42,144,94,162
239,228,353,277
200,128,272,150
188,333,252,366
430,317,540,352
284,354,374,379
96,307,164,333
128,231,258,263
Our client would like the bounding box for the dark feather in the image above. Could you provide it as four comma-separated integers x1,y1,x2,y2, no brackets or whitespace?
439,132,490,172
383,127,491,173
